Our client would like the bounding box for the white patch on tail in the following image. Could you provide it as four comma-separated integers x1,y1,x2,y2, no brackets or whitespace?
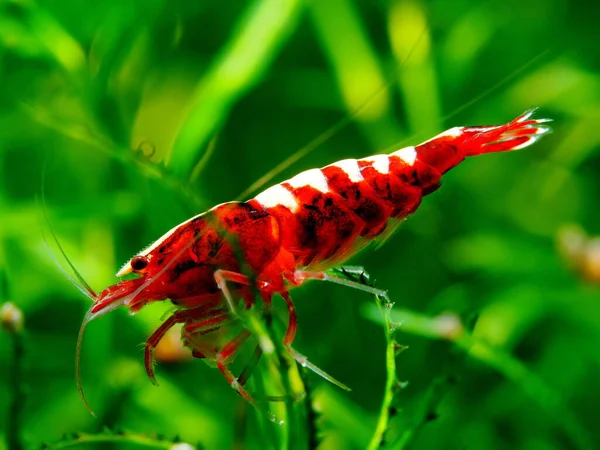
422,126,464,144
255,184,300,212
288,168,330,193
439,126,463,137
393,146,417,165
330,159,364,182
362,155,390,174
510,133,550,150
516,108,537,122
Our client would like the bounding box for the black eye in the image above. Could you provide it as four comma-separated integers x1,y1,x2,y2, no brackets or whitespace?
131,255,149,271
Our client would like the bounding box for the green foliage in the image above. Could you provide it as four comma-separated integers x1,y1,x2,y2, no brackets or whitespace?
1,0,599,449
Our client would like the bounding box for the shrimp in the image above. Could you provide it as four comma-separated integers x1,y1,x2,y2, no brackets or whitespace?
77,109,551,410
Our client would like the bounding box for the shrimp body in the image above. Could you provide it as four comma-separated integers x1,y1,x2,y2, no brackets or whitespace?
81,110,551,406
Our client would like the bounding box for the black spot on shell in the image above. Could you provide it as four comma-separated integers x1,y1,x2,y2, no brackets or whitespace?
410,169,420,186
354,199,383,222
171,260,198,280
311,193,323,205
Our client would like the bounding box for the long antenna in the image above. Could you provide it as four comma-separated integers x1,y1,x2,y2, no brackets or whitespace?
40,163,97,300
75,307,97,417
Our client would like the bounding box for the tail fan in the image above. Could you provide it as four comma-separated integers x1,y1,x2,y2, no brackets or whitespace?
464,108,552,156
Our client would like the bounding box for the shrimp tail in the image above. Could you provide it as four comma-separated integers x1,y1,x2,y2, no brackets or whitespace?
463,108,553,156
413,108,552,174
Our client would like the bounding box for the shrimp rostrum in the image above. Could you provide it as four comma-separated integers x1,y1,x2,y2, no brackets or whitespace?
76,110,551,409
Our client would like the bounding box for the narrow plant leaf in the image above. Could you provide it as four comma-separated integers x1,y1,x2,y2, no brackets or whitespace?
168,0,303,178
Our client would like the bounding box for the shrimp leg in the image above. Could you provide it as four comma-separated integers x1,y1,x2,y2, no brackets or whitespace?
214,269,272,313
214,269,352,391
185,310,233,334
292,270,390,302
144,310,192,385
145,306,229,383
215,330,255,403
214,270,292,344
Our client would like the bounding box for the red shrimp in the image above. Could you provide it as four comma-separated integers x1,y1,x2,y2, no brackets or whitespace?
77,109,551,411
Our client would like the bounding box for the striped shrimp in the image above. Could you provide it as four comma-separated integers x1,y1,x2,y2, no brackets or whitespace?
77,109,551,409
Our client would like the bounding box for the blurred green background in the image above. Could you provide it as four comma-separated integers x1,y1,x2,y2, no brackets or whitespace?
1,0,600,449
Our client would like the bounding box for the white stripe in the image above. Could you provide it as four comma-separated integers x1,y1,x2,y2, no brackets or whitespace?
422,126,464,144
287,168,330,193
362,154,389,174
255,184,300,212
330,159,363,182
393,146,417,165
441,126,463,137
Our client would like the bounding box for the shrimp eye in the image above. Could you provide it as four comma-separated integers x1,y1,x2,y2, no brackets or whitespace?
131,256,149,272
